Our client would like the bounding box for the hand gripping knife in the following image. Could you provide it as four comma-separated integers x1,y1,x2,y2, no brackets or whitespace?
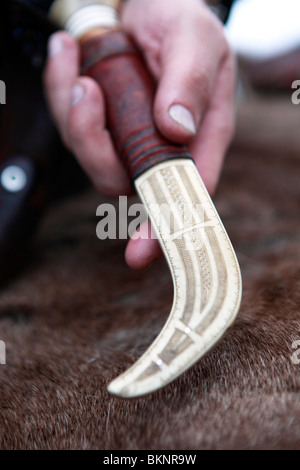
47,0,242,398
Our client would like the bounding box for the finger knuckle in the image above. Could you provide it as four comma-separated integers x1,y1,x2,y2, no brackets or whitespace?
184,64,213,110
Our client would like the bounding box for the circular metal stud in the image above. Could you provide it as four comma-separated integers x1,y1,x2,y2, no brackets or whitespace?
0,165,28,193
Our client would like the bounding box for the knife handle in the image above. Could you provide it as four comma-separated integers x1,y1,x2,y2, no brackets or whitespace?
80,29,192,183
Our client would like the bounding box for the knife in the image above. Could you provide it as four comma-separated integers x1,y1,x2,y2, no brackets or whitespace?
47,0,242,398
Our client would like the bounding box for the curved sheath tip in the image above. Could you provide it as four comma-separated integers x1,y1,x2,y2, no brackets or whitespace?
107,159,242,399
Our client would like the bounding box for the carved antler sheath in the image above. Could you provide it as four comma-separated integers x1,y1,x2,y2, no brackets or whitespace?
48,0,242,398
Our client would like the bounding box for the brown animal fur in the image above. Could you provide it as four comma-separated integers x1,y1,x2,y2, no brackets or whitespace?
0,92,300,450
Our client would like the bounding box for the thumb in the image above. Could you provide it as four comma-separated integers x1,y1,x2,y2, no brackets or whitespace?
153,33,220,145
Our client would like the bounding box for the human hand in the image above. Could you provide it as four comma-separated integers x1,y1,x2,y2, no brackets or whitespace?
43,0,236,269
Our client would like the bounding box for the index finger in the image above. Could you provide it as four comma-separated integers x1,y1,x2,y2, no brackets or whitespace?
43,32,79,142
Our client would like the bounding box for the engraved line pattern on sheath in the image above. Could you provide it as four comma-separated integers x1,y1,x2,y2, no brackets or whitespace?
133,165,229,382
108,160,242,396
133,175,198,381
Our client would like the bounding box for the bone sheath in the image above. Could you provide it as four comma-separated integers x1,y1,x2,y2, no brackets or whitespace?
107,159,242,397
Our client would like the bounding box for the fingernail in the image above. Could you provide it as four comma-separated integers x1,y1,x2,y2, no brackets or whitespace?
71,83,85,106
169,104,197,134
48,34,64,57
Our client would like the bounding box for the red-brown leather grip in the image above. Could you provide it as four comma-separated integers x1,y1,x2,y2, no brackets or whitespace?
80,30,192,182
